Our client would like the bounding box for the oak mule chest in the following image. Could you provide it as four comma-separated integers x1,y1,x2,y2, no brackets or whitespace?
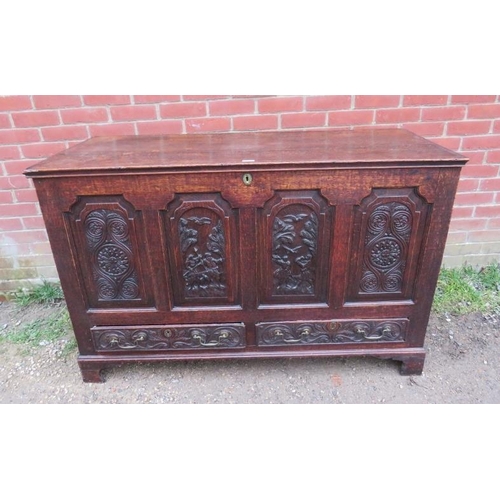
25,129,467,382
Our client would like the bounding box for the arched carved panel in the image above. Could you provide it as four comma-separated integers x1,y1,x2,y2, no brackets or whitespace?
67,196,152,308
348,188,430,301
164,193,239,306
259,190,332,305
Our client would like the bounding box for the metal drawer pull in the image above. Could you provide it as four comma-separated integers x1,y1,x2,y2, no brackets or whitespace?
192,329,230,347
273,327,311,343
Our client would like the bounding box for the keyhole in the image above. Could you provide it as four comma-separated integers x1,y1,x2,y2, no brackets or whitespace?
242,173,253,186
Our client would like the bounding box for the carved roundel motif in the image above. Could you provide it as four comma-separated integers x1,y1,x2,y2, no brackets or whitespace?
369,238,402,269
96,244,131,276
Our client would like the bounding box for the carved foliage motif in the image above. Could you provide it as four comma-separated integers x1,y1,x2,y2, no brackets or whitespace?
92,324,245,351
257,320,407,346
272,208,318,295
84,209,140,301
360,202,412,294
178,214,226,297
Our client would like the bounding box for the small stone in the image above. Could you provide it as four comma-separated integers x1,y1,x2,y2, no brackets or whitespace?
484,360,488,365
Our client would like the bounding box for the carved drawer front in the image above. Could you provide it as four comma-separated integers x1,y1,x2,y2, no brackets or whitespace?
163,193,239,307
256,319,408,347
348,188,430,302
258,190,333,305
67,195,153,309
92,323,246,352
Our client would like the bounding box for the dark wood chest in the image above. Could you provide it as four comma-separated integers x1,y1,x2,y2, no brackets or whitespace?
25,129,467,382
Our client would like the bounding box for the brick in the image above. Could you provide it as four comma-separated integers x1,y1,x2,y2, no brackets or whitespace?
375,107,420,123
354,95,399,109
487,218,500,229
402,122,444,137
428,137,461,151
136,120,183,135
462,135,500,151
454,191,495,206
449,218,487,231
281,112,326,128
12,110,60,127
2,230,48,244
0,174,30,189
457,178,479,192
15,189,39,202
209,99,255,116
421,106,465,121
160,102,206,119
30,242,52,255
0,202,38,217
451,95,497,104
0,191,13,203
480,177,500,191
186,117,231,133
443,243,483,257
486,150,500,164
232,115,278,131
451,206,474,219
0,145,21,160
110,105,157,121
306,95,351,111
61,107,108,124
88,123,136,137
467,104,500,119
445,232,467,244
0,95,32,111
42,125,89,141
475,205,500,218
4,159,39,176
0,113,11,128
0,218,23,231
83,95,130,105
468,230,500,243
134,95,181,103
258,97,303,113
447,120,491,136
0,128,40,145
183,95,229,100
493,121,500,133
403,95,448,106
21,216,46,230
21,142,66,159
328,110,374,126
33,95,82,109
461,163,498,178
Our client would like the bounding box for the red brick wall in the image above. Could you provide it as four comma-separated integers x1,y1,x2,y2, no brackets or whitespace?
1,95,499,291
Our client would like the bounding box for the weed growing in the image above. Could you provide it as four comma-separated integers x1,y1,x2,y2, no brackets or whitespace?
13,280,64,307
432,263,500,314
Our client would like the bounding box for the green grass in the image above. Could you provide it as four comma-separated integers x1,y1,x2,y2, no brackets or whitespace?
4,307,71,346
432,263,500,314
12,280,64,306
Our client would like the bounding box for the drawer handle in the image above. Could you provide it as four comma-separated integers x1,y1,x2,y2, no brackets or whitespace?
361,325,391,341
273,327,311,343
192,329,230,347
242,172,253,186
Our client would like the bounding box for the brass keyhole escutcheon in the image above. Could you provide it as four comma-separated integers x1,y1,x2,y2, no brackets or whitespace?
242,173,253,186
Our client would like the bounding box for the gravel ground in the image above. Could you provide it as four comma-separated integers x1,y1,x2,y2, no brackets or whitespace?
0,303,498,404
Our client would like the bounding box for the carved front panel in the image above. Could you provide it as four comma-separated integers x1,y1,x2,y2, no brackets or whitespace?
259,190,332,304
92,323,246,352
67,196,151,308
164,193,239,306
256,319,408,346
349,188,429,301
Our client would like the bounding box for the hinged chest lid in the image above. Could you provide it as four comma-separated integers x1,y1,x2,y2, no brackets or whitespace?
24,128,468,177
